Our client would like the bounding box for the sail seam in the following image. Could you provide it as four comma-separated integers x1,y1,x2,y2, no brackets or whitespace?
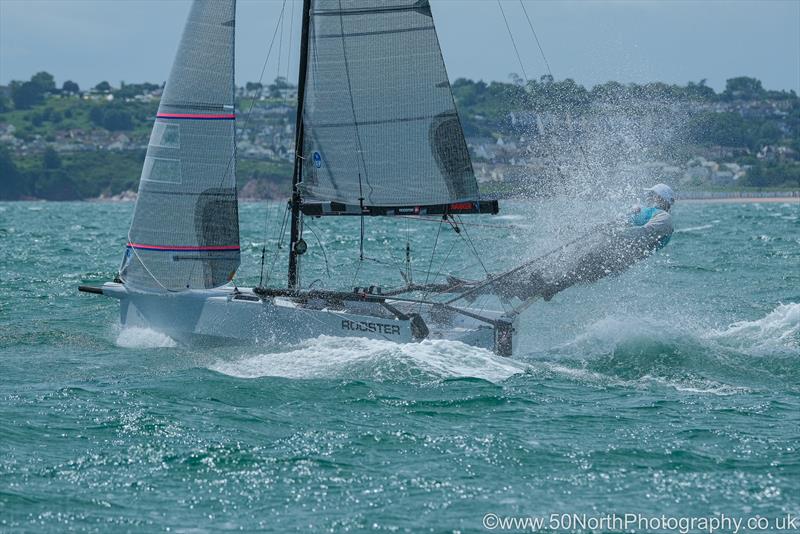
157,113,236,120
309,111,457,129
316,25,433,39
313,2,430,17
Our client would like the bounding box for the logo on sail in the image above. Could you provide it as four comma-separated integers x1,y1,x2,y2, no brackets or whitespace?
313,151,322,168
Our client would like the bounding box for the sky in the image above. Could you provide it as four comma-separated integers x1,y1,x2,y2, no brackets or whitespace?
1,0,798,92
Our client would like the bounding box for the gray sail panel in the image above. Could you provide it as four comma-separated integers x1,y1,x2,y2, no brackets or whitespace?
299,0,479,207
122,0,239,291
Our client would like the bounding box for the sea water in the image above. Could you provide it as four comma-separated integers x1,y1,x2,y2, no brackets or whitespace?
0,200,798,531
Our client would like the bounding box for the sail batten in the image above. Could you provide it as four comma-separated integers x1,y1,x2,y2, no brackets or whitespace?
121,0,239,292
299,0,481,209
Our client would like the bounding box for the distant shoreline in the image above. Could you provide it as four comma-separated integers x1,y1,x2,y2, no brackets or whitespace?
677,191,799,204
679,196,799,204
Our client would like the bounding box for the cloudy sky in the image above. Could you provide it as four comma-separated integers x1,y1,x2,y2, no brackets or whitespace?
1,0,798,92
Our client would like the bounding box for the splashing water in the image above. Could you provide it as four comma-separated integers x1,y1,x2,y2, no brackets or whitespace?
210,336,526,384
116,327,177,349
709,302,800,355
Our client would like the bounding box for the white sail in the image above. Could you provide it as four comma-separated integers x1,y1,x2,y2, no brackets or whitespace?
122,0,239,291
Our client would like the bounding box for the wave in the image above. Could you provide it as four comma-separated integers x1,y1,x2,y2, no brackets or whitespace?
707,302,799,356
209,336,526,384
116,327,177,349
530,302,800,392
552,302,798,359
529,362,749,396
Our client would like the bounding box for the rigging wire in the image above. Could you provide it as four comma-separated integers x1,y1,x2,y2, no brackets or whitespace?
495,0,571,189
518,0,595,176
264,203,290,287
286,0,295,82
358,173,365,261
454,214,510,312
519,0,553,79
303,219,331,279
455,215,490,278
398,215,519,231
254,2,290,287
496,0,528,82
418,217,444,312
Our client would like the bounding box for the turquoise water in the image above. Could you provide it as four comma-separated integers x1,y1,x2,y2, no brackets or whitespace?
0,200,798,532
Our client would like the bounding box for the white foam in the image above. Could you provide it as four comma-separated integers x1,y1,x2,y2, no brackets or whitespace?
210,336,526,383
116,327,177,349
532,363,748,396
553,314,677,356
676,223,714,233
708,302,800,355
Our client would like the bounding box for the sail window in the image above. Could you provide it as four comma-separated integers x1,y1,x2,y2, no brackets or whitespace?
141,156,182,184
150,121,181,149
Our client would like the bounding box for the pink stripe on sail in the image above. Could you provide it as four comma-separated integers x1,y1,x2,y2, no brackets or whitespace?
127,243,240,251
156,113,236,120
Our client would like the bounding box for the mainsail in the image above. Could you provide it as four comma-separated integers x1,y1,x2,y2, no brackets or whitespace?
298,0,482,211
121,0,239,291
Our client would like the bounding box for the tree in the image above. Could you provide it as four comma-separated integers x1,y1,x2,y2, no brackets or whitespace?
0,146,26,200
271,76,292,89
685,79,716,101
10,80,44,109
94,81,112,93
102,108,133,131
43,146,62,169
743,162,800,188
723,77,764,101
62,80,80,94
245,81,263,92
89,106,105,126
113,82,159,99
30,71,56,93
688,112,754,148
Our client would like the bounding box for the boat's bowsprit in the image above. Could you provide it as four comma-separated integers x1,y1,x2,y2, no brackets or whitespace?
78,285,104,295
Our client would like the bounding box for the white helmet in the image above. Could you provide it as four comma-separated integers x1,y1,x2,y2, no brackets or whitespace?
645,183,675,208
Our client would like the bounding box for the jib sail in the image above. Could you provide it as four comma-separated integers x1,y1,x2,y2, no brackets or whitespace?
121,0,239,291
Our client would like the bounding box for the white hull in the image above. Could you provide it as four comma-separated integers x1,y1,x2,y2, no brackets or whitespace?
98,283,515,354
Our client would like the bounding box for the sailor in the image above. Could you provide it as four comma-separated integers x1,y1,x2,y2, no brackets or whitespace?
627,183,675,251
506,183,675,301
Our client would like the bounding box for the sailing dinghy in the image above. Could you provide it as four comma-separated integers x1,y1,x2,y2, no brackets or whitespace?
80,0,522,355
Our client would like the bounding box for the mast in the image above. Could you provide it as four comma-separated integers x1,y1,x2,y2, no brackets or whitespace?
287,0,312,289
